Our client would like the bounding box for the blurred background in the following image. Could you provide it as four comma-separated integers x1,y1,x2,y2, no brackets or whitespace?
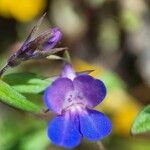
0,0,150,150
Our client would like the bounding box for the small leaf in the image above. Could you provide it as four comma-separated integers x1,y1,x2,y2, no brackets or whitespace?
46,54,64,60
131,105,150,135
0,79,40,112
64,50,71,63
3,73,53,94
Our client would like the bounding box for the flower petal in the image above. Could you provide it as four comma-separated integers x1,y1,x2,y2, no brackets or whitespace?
61,63,76,80
48,113,81,148
79,109,112,141
74,75,106,107
44,78,74,114
44,27,62,50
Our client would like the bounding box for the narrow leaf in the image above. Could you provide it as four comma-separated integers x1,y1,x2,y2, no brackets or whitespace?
64,50,71,63
3,73,53,94
46,54,64,60
0,79,40,112
131,105,150,135
3,72,44,85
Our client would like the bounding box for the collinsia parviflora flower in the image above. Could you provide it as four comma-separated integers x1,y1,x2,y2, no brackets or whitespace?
44,63,112,148
0,14,66,76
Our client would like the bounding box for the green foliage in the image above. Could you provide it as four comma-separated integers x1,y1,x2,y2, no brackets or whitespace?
19,129,50,150
0,117,24,150
0,79,40,112
0,110,49,150
131,105,150,134
121,10,141,32
0,124,20,150
3,72,53,94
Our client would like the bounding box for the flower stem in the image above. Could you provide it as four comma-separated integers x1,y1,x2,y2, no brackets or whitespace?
97,141,106,150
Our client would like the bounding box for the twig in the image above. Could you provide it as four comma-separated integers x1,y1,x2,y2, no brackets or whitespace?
96,141,106,150
0,64,9,77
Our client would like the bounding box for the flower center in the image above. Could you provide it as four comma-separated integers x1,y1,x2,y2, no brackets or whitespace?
63,103,87,116
62,91,86,113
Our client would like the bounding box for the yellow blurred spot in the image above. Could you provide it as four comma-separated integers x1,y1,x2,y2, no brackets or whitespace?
98,90,134,113
97,90,141,136
112,101,140,136
0,0,46,22
73,59,104,77
0,0,10,17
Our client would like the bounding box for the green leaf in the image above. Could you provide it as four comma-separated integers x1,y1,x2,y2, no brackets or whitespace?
3,72,44,85
0,79,40,112
3,73,53,94
131,105,150,135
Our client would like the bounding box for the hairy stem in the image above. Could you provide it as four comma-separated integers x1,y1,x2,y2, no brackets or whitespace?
0,64,9,77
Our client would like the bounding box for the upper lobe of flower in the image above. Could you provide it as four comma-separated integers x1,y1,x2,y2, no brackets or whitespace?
44,64,111,148
44,64,106,114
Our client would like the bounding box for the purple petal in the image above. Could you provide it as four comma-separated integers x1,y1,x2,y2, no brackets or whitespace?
73,75,106,108
79,109,112,141
61,63,76,80
44,27,62,50
44,78,74,114
48,112,81,148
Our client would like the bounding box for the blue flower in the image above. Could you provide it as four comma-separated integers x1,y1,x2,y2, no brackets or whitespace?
44,64,112,149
